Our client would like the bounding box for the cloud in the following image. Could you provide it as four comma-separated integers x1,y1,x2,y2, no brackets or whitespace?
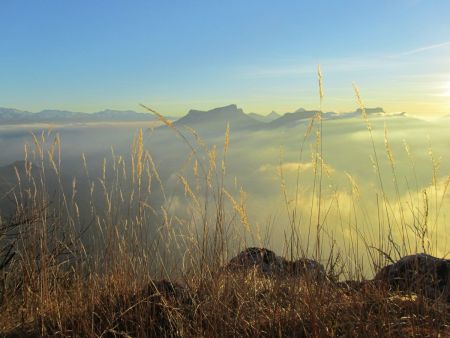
240,40,450,81
390,41,450,58
258,161,335,176
242,57,398,79
239,53,424,81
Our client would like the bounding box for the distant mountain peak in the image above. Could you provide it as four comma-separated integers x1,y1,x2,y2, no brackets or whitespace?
174,104,263,130
268,109,318,128
189,104,242,115
183,104,244,118
268,111,280,118
294,107,307,113
248,110,281,123
223,104,238,110
0,160,40,178
356,107,385,114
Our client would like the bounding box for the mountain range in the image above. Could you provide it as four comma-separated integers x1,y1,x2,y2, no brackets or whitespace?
248,111,280,122
1,105,407,128
0,107,159,124
171,104,408,131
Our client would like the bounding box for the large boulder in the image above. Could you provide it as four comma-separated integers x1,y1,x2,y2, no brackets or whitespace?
289,258,326,279
374,253,450,302
226,247,285,275
226,247,325,280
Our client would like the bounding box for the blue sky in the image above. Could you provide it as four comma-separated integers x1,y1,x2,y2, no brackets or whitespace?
1,0,450,116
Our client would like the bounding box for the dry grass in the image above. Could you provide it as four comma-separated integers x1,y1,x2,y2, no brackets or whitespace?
0,81,449,337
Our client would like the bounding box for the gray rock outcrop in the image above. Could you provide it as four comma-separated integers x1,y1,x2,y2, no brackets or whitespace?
374,253,450,302
226,247,326,280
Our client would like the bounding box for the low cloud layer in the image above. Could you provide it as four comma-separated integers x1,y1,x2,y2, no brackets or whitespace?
1,113,449,274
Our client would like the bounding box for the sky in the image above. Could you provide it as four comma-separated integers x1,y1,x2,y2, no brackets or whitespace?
1,0,450,116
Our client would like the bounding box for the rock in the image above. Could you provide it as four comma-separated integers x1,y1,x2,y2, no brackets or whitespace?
226,247,285,275
226,247,325,280
289,258,326,279
374,253,450,302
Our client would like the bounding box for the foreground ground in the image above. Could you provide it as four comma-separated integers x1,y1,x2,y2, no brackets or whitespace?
1,248,449,337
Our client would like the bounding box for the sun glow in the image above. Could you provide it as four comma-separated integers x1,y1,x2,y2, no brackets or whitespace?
443,82,450,97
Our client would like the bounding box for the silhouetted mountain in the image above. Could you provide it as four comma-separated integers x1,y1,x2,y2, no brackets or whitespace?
168,104,409,132
262,106,410,129
0,160,40,185
36,109,84,122
330,108,412,120
268,109,317,128
248,111,280,123
0,160,32,192
91,109,152,120
0,104,406,128
266,108,339,128
0,160,43,215
0,160,24,179
0,107,158,124
358,107,385,115
333,107,385,119
173,104,263,131
0,108,33,122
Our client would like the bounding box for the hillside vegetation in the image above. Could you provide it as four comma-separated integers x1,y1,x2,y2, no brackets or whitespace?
0,85,449,337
